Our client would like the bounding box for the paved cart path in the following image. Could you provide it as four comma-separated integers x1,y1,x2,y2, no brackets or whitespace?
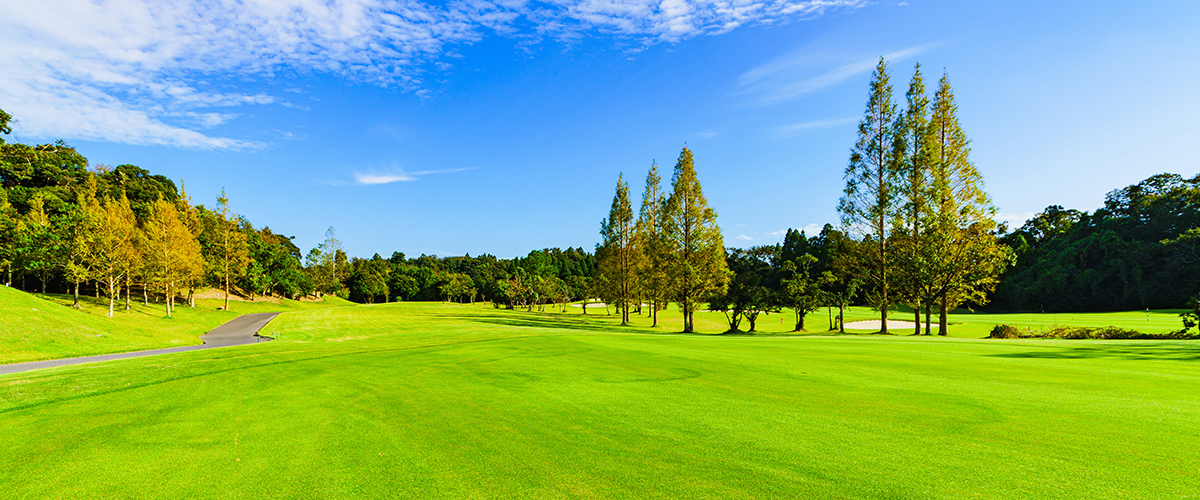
0,312,279,376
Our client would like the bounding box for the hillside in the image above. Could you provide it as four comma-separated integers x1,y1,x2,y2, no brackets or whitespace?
0,286,351,364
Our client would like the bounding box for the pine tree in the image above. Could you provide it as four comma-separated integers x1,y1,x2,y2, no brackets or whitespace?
599,173,636,325
924,72,1012,335
664,147,729,333
635,161,670,327
214,189,249,311
838,57,899,334
892,63,936,335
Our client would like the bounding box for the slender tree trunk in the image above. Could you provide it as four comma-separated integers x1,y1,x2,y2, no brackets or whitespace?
107,280,115,317
652,302,658,327
224,273,230,311
124,275,131,310
914,300,922,335
838,304,846,333
925,303,932,335
144,285,149,306
938,294,948,336
73,283,80,307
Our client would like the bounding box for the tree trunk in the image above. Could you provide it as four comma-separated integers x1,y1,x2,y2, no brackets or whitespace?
124,276,131,310
796,312,806,332
224,274,230,311
925,303,932,335
938,294,948,336
748,314,758,333
838,304,846,333
73,283,80,307
652,303,658,327
582,301,587,315
913,300,922,335
144,285,149,306
107,281,115,317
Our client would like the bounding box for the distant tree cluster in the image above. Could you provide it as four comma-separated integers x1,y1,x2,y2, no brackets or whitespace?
333,246,596,309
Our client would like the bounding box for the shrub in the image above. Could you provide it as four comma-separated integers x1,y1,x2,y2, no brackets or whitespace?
989,324,1022,339
1043,326,1199,340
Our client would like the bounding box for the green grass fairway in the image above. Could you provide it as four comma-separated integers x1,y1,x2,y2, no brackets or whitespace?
2,302,1197,498
0,286,351,364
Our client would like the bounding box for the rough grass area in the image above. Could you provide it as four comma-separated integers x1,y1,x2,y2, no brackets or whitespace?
1,302,1197,498
0,286,351,364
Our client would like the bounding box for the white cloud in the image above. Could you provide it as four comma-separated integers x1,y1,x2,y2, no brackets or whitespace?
775,116,856,137
0,0,863,149
356,172,418,184
354,166,479,184
768,229,787,238
737,42,937,106
735,233,753,241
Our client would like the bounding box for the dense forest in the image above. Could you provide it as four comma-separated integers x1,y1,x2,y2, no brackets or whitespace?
994,173,1200,311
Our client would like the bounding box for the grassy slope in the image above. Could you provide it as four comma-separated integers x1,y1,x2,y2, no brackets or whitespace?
0,286,351,364
1,302,1197,499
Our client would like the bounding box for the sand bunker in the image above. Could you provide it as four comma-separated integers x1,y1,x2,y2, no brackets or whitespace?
842,319,922,330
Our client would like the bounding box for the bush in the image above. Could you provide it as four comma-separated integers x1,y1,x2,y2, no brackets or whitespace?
1043,326,1198,340
989,324,1022,339
987,324,1200,340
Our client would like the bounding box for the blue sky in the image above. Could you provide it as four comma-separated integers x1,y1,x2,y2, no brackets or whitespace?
2,1,1198,258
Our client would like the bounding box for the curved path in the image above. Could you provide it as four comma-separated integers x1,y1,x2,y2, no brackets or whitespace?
0,312,279,376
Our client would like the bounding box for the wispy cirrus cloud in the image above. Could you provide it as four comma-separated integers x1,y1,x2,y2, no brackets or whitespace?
354,166,479,185
774,116,856,138
736,43,938,107
0,0,864,150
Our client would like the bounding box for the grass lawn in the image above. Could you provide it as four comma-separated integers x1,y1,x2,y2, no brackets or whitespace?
0,286,351,364
1,301,1197,498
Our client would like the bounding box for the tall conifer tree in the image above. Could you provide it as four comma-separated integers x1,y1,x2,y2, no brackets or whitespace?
892,63,935,335
838,57,899,334
635,161,669,327
599,174,636,325
664,147,728,333
925,72,1011,334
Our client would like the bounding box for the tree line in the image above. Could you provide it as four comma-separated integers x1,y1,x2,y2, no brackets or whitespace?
6,56,1198,329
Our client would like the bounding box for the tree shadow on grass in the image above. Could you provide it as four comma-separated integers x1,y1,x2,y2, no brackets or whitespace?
437,312,659,334
989,343,1200,362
